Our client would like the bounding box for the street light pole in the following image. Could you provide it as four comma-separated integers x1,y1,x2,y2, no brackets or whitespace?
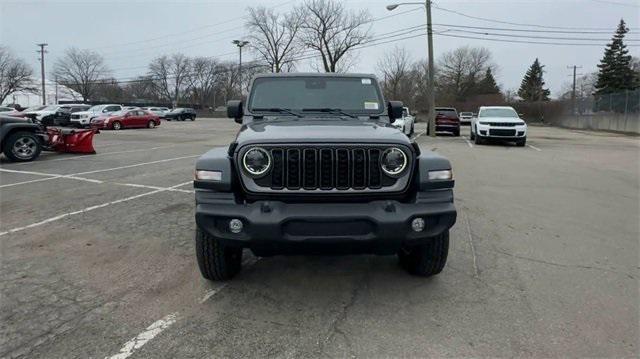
232,40,250,97
386,1,436,136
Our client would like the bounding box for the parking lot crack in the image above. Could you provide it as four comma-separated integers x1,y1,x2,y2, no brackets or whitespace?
478,246,634,278
317,260,371,358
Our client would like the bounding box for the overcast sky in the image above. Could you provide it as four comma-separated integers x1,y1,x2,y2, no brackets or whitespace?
1,0,638,98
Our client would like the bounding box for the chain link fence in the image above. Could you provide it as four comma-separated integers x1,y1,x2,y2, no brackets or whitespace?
575,89,639,115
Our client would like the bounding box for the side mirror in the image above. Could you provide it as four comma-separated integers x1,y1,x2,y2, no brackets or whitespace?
518,113,524,117
387,101,403,123
227,100,243,124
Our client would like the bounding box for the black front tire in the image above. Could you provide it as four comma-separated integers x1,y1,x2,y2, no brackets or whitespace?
2,131,42,162
195,227,243,281
474,133,484,145
516,137,526,147
470,129,475,140
190,116,196,121
398,231,449,277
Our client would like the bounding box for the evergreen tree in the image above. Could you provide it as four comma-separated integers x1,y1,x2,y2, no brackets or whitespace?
477,68,501,94
595,19,635,94
518,58,550,101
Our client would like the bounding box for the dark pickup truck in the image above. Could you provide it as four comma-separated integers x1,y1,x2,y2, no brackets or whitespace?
193,73,457,280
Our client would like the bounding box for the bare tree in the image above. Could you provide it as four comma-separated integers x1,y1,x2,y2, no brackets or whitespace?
377,46,413,103
124,76,159,102
246,6,303,73
52,47,110,101
0,47,36,104
148,54,192,106
437,46,493,102
188,57,223,108
93,77,125,102
298,0,372,72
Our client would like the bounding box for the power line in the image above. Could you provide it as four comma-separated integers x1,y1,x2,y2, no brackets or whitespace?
88,0,297,51
436,28,639,42
432,4,640,31
431,23,632,34
435,32,638,46
589,0,640,8
64,25,431,86
99,7,424,72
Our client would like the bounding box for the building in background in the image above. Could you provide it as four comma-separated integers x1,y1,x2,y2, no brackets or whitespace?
1,78,82,107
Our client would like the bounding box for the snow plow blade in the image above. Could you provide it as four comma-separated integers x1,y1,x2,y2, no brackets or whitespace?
47,128,97,154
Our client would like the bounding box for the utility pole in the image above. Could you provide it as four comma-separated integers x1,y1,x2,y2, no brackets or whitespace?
567,65,582,115
36,43,48,105
55,75,59,104
232,40,250,97
425,0,435,137
386,1,436,136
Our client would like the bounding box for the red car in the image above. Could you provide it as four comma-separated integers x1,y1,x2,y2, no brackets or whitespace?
90,109,161,130
434,107,460,136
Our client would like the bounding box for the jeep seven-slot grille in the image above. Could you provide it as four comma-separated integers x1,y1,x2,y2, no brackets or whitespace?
258,147,390,191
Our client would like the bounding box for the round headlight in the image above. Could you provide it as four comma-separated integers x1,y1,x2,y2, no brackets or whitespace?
381,147,407,176
242,147,271,176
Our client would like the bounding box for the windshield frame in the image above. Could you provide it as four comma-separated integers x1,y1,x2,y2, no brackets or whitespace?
479,108,518,118
247,76,385,117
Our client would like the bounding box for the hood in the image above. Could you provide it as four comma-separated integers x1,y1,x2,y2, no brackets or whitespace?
235,118,411,146
478,116,524,123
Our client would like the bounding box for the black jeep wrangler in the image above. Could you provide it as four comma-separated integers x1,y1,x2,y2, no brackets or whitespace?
193,73,456,280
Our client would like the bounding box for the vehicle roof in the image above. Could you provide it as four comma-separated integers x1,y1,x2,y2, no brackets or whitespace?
435,107,457,110
60,103,89,107
253,72,377,79
479,106,515,109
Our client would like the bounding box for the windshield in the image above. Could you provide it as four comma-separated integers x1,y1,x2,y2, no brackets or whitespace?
88,105,105,112
460,112,473,116
249,76,383,115
479,108,518,118
41,105,59,111
435,109,457,117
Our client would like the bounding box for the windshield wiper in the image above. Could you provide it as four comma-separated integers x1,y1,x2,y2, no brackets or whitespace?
252,108,303,118
301,108,357,119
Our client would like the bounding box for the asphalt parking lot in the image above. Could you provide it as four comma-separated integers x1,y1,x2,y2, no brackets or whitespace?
0,119,638,358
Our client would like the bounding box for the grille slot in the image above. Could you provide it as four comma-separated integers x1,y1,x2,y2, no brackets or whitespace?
303,149,317,189
286,149,301,189
261,146,403,191
489,129,516,136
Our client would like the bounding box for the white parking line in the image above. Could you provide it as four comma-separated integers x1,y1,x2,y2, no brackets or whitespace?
0,181,192,237
461,136,474,148
13,145,180,165
0,168,105,188
114,182,194,194
106,312,178,359
0,155,198,188
527,144,542,151
198,257,260,303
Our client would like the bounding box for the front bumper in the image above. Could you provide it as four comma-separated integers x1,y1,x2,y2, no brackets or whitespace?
70,117,90,125
476,124,527,138
195,191,456,256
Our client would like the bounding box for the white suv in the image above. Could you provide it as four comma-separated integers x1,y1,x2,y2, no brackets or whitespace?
470,106,527,146
70,104,122,127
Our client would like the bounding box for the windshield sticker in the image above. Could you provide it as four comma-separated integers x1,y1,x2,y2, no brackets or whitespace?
361,78,372,85
364,102,379,110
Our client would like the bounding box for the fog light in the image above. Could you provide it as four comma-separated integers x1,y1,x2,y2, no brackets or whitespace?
229,219,243,233
411,218,425,232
